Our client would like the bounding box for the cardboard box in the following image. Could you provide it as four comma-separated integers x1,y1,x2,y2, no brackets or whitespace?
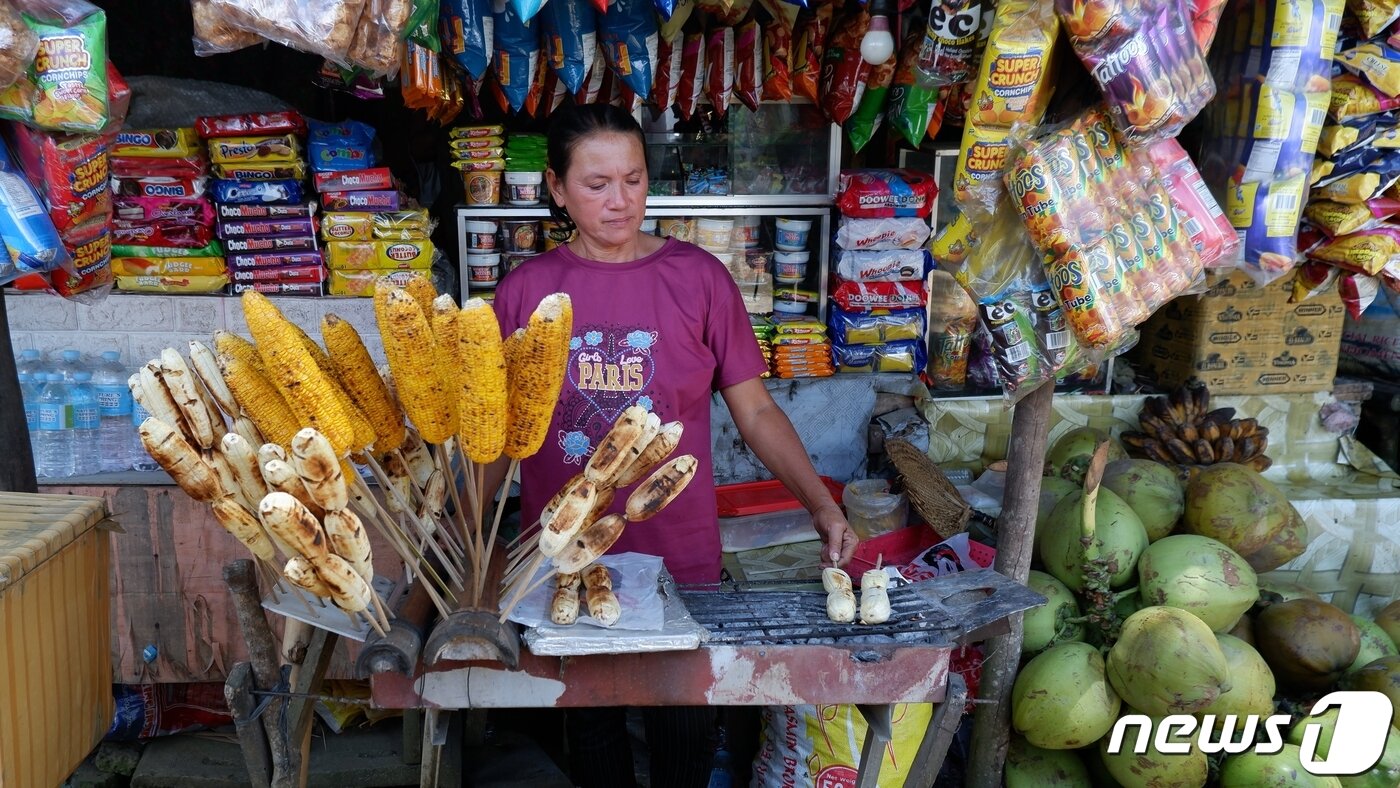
1133,271,1345,395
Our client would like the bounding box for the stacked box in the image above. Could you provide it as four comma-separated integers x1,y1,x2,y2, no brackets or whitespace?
1133,272,1346,395
107,127,225,293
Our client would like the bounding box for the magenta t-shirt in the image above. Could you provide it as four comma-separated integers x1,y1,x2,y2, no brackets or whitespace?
492,238,768,584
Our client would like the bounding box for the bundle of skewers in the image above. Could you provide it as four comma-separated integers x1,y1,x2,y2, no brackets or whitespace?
131,273,578,635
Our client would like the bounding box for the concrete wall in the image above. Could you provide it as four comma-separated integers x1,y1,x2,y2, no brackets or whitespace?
5,292,386,368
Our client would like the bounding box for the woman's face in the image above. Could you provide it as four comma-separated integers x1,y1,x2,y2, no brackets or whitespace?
548,131,648,250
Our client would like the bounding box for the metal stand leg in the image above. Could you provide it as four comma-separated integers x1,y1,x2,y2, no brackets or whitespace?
420,709,450,788
908,673,969,784
855,704,894,788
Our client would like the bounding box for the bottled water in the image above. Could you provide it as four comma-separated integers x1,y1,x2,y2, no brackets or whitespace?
19,372,40,460
15,348,43,378
35,374,75,478
70,371,101,476
54,349,85,382
131,394,159,472
94,351,134,472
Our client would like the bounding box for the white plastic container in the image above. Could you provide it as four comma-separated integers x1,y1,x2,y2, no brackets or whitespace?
504,171,544,206
842,479,909,540
696,217,735,250
732,215,762,248
467,252,502,288
640,218,659,235
463,219,498,252
775,217,813,251
774,250,809,283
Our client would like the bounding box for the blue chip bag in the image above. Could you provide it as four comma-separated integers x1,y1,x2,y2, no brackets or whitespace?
600,0,659,101
541,0,597,93
442,0,495,81
494,4,539,112
509,0,548,23
653,0,676,20
308,119,378,172
0,138,70,276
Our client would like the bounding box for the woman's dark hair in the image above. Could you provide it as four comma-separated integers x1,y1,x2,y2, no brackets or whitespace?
546,103,646,231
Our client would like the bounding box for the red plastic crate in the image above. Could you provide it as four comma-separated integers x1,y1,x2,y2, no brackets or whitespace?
714,477,847,518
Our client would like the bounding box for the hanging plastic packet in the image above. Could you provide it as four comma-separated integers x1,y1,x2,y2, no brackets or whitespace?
819,8,870,125
407,0,443,48
540,0,595,93
706,26,735,116
1291,259,1340,304
915,0,988,87
601,0,659,101
1355,0,1400,38
1304,197,1400,236
1317,112,1396,159
1339,269,1384,318
493,3,538,112
846,38,897,152
0,0,38,90
758,0,799,31
1190,0,1228,53
791,1,834,103
0,0,110,134
676,31,706,120
442,0,495,80
659,0,695,40
654,34,683,111
762,21,792,101
734,19,761,112
1331,74,1400,122
888,30,940,148
653,0,676,20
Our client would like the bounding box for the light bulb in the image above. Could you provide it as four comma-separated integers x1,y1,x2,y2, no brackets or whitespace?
860,18,895,66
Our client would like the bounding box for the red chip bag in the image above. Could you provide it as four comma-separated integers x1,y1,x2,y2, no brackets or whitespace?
706,27,735,118
735,20,761,112
791,2,834,103
677,31,705,121
819,9,870,124
655,34,683,112
577,42,607,105
762,22,792,101
7,124,112,235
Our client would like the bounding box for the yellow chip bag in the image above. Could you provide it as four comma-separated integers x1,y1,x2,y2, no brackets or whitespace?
1329,74,1400,121
1306,224,1400,275
1351,0,1400,38
1339,42,1400,98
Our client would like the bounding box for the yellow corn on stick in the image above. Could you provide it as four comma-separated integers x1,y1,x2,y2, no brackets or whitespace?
290,428,349,512
213,330,262,371
241,291,356,455
188,340,239,416
504,294,572,461
457,298,508,464
287,321,377,454
432,293,463,388
322,313,406,453
503,327,525,371
375,285,457,444
218,352,300,449
402,272,437,321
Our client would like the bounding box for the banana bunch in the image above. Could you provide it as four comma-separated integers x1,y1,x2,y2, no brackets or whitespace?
1121,384,1273,472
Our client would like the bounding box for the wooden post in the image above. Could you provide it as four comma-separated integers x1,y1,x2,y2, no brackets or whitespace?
224,560,299,788
0,290,36,494
966,382,1054,788
225,661,274,788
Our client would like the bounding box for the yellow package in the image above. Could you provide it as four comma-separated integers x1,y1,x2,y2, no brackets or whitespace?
110,128,201,158
1329,74,1400,122
1311,158,1335,186
325,239,435,271
1305,226,1400,275
1351,0,1400,38
115,274,230,293
207,134,302,164
327,268,423,296
110,256,228,277
1316,124,1362,158
322,212,374,242
1339,42,1400,98
211,162,308,181
953,126,1012,207
1315,171,1388,204
930,213,978,268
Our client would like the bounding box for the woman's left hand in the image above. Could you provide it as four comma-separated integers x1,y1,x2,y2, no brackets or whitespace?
814,505,858,568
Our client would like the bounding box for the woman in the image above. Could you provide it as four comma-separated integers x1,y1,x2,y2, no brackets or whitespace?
491,104,857,788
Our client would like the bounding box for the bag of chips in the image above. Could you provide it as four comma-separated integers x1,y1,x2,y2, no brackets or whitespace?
791,1,834,103
846,34,897,152
819,8,870,125
0,0,109,134
600,0,658,101
540,0,595,93
676,31,705,120
493,4,538,112
659,0,694,40
0,136,69,278
654,32,683,111
915,0,989,87
705,26,734,116
442,0,494,80
734,19,761,112
888,29,941,148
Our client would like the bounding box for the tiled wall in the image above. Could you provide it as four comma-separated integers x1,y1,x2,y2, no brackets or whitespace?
5,293,387,368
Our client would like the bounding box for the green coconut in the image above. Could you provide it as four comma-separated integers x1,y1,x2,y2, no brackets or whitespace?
1012,642,1122,750
1106,606,1232,716
1137,534,1259,632
1037,476,1083,561
1340,656,1400,728
1349,616,1400,674
1006,735,1092,788
1183,464,1293,558
1098,710,1208,788
1257,579,1322,604
1024,571,1085,654
1219,746,1343,788
1201,634,1276,719
1255,599,1360,692
1040,488,1149,592
1102,459,1185,542
1047,427,1127,484
1287,710,1400,788
1376,600,1400,650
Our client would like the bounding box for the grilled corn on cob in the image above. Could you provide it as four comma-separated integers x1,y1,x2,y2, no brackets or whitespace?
457,298,508,463
375,285,458,444
322,313,406,453
505,294,572,461
218,352,300,448
139,417,225,503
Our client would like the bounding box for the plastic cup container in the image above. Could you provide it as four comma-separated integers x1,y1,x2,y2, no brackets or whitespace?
464,170,502,206
842,479,909,540
774,250,809,283
504,252,537,272
467,252,501,288
542,220,575,250
463,219,498,252
732,215,762,248
501,220,540,253
775,217,813,251
640,218,659,235
504,171,544,206
696,217,735,250
773,296,808,314
659,218,694,243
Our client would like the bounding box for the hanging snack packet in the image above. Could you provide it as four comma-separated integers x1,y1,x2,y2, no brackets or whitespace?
820,9,870,125
406,0,443,47
915,0,989,87
601,0,659,101
846,39,897,152
654,32,683,111
0,0,109,134
1331,73,1400,122
1317,112,1395,158
889,29,941,148
493,3,538,112
540,0,595,93
706,26,735,116
791,1,834,103
0,137,70,274
1306,224,1400,276
676,31,706,120
442,0,494,80
1314,151,1400,204
762,22,792,101
6,125,110,235
734,19,761,112
1338,41,1400,98
659,0,694,40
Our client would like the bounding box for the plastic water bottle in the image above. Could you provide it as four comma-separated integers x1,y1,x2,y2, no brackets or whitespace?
35,374,75,478
94,351,134,472
708,726,734,788
55,349,85,382
70,371,101,476
131,391,159,472
15,348,43,378
19,372,40,460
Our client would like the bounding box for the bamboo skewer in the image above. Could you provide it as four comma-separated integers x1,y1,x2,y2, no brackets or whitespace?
362,454,466,587
430,444,474,561
498,553,553,624
346,474,455,620
476,458,520,605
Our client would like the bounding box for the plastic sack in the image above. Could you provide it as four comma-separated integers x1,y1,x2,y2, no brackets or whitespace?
761,21,791,101
0,135,71,275
0,0,109,134
601,0,658,101
834,249,931,284
836,169,938,218
493,3,537,112
835,217,931,251
506,553,666,632
1340,281,1400,379
0,0,39,89
441,0,494,80
341,0,410,76
540,0,594,93
197,0,366,66
914,0,989,87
